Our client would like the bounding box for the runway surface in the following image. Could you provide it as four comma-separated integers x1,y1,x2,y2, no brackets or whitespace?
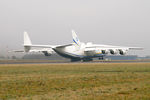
0,59,150,64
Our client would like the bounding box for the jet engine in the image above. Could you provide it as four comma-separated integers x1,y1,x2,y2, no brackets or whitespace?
119,49,128,55
42,51,52,56
109,49,118,55
101,50,109,54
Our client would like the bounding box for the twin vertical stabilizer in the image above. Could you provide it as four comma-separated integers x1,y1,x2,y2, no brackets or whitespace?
24,31,32,46
24,31,32,52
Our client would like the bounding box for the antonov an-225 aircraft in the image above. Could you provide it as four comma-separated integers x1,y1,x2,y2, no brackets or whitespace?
23,30,142,61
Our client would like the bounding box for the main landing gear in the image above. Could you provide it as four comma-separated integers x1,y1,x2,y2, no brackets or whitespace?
82,58,93,62
71,58,81,62
71,58,93,62
99,56,104,60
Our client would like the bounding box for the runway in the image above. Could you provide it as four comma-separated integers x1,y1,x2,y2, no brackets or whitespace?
0,59,150,64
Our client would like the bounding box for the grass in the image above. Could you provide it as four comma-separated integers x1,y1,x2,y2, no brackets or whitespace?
0,63,150,100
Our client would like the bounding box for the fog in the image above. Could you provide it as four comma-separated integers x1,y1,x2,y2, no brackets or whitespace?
0,0,150,56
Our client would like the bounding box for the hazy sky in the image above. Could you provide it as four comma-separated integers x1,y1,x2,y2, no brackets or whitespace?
0,0,150,56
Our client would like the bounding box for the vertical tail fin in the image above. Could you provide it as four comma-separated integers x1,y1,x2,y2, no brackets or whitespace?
24,32,32,52
24,31,32,45
72,30,81,46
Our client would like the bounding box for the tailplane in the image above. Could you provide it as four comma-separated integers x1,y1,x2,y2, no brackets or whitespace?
72,30,81,46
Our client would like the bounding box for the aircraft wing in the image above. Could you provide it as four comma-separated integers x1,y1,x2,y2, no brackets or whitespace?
84,44,143,55
25,43,74,48
12,48,54,53
11,50,25,53
127,47,143,50
24,44,57,48
55,43,74,48
85,44,143,50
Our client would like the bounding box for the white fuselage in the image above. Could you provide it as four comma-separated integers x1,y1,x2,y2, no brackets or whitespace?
53,43,103,59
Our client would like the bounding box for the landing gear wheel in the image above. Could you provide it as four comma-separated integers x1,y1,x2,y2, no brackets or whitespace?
82,58,93,62
71,59,81,62
99,56,104,60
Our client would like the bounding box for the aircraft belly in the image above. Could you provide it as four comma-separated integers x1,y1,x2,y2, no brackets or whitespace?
53,47,84,59
53,46,104,59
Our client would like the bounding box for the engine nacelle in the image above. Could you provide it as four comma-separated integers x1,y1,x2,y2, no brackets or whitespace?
42,51,52,56
119,49,128,55
24,46,31,52
101,50,109,54
109,49,118,55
